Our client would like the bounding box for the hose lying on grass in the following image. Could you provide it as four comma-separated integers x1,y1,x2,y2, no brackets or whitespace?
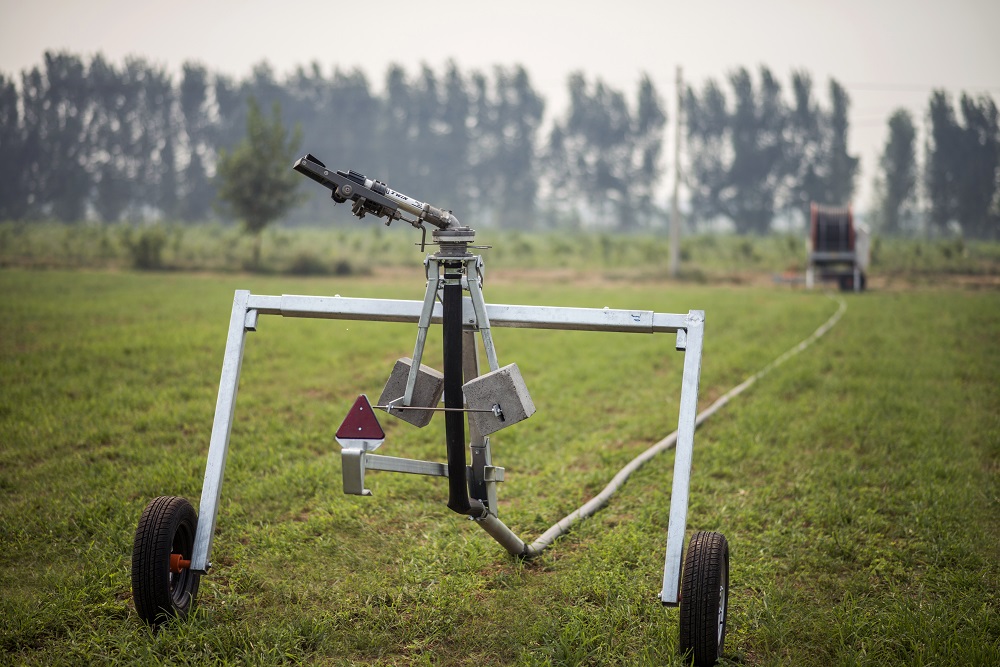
521,295,847,557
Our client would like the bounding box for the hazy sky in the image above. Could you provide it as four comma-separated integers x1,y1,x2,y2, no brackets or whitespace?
2,0,998,211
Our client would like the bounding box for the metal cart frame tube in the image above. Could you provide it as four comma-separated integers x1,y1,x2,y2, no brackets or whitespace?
189,291,253,574
188,291,703,607
659,309,703,605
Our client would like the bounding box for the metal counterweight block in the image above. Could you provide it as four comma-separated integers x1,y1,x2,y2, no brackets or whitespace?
463,363,535,436
378,357,445,427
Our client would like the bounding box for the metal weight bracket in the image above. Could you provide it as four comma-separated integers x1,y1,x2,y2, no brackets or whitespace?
187,287,704,608
338,445,505,499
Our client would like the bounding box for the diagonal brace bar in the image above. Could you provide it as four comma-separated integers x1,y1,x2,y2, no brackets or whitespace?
659,310,705,605
190,291,254,573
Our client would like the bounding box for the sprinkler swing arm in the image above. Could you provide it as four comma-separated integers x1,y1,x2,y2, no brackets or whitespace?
133,153,727,664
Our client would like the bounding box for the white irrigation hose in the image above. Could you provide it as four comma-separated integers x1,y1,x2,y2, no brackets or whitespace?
520,295,847,557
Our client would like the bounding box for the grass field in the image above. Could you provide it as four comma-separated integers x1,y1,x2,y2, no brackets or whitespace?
1,266,998,666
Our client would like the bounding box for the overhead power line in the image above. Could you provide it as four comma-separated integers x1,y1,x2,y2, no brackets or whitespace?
845,82,1000,93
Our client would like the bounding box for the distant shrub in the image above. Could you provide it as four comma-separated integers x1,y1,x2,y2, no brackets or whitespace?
939,238,965,260
736,239,757,262
121,225,168,270
286,252,329,276
282,253,367,277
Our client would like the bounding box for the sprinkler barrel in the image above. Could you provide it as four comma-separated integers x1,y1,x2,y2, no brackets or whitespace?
293,154,460,230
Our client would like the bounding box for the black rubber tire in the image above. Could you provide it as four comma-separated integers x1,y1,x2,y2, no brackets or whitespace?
132,495,201,626
679,531,729,666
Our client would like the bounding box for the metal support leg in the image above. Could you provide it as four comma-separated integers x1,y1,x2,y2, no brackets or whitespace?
465,257,500,372
660,310,705,605
191,290,253,573
403,259,440,406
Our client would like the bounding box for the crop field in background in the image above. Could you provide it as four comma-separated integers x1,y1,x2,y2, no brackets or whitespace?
3,221,1000,284
1,265,998,666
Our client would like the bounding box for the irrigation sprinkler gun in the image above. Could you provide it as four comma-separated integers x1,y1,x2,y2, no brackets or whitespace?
130,154,730,666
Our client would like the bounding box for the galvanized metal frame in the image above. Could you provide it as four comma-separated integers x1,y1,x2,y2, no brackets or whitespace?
188,281,704,607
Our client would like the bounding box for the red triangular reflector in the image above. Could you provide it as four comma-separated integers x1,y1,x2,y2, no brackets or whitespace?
336,394,385,441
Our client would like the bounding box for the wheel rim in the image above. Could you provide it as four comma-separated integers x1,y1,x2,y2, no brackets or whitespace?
168,520,194,605
717,583,726,644
717,558,728,647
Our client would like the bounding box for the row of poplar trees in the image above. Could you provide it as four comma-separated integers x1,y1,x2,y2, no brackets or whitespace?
1,52,998,237
0,52,666,230
685,69,999,238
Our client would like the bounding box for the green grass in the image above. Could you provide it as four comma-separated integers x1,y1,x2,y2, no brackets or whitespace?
1,268,997,666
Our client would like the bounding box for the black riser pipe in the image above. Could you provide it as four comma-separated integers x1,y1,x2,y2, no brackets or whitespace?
442,265,483,516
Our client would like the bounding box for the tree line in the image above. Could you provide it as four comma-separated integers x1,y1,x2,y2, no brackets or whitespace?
684,68,859,234
685,66,999,238
1,51,997,238
0,52,666,231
